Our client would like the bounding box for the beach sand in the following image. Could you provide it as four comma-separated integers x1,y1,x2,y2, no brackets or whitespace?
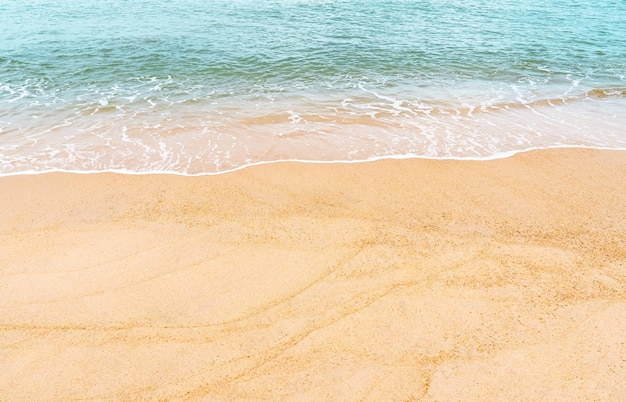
1,148,625,400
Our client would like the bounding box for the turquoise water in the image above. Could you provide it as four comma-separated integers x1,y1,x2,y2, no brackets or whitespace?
1,0,625,174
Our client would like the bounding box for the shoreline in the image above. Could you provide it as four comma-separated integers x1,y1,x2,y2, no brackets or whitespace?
2,144,626,178
1,148,625,400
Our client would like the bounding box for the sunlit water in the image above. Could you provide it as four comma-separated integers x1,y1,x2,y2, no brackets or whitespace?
1,0,625,174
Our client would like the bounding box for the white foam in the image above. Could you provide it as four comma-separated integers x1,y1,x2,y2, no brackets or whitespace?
2,80,626,178
2,145,625,179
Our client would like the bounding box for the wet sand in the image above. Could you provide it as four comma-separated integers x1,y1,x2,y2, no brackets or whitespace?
1,148,625,400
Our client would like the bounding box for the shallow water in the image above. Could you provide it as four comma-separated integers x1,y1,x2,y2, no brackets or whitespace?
1,0,625,174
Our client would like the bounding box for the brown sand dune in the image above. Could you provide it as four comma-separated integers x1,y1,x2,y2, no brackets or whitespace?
1,148,625,400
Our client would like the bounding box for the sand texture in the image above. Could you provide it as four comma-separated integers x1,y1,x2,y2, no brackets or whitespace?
1,148,625,400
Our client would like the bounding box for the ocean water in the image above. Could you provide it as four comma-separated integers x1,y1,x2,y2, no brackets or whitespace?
1,0,625,175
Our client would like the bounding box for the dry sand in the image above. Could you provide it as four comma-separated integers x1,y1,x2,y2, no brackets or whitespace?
1,148,625,400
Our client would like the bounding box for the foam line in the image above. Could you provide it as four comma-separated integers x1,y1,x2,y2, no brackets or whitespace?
1,145,625,178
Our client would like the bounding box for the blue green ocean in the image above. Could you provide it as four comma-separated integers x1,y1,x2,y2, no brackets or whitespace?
1,0,625,174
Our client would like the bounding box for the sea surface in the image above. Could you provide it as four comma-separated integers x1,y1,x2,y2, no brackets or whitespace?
1,0,625,175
